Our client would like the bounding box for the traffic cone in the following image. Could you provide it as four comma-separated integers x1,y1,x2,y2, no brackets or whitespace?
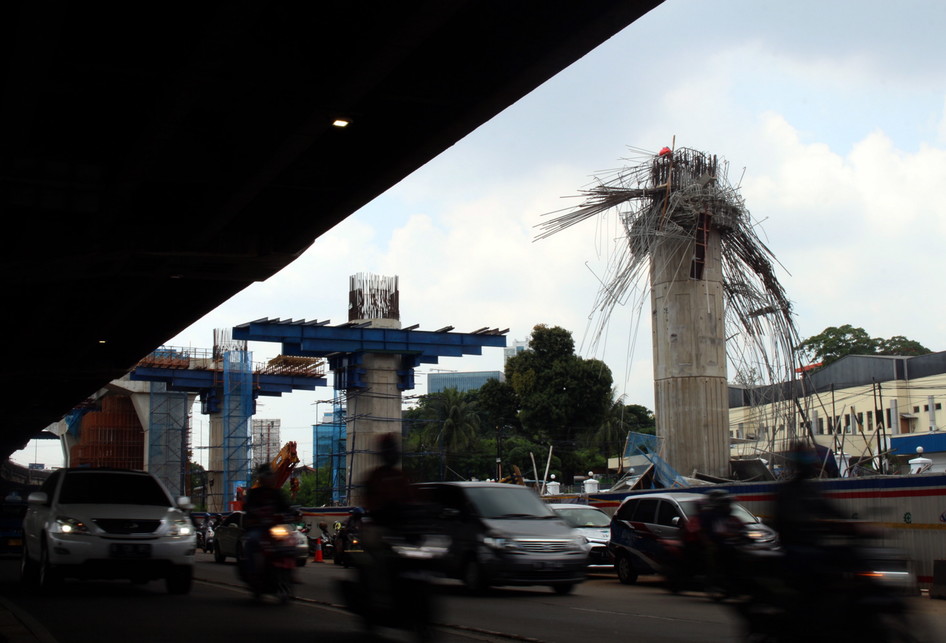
314,538,324,563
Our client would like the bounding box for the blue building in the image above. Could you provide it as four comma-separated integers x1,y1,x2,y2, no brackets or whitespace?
427,371,503,394
312,408,347,503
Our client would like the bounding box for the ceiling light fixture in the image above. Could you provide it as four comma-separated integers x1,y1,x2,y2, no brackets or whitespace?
332,118,351,128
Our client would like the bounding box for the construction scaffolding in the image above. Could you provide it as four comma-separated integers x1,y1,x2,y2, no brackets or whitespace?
147,382,190,498
222,348,253,511
252,419,282,472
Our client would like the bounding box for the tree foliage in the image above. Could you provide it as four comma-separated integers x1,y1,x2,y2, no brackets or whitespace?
396,323,654,485
797,325,931,367
293,464,335,507
505,325,614,481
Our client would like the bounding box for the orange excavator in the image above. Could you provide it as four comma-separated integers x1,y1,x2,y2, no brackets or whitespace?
234,442,301,507
253,441,300,491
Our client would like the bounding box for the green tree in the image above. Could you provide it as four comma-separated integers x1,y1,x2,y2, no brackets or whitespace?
475,377,521,439
187,461,208,510
506,324,613,482
798,325,931,367
877,335,930,356
590,397,655,458
404,387,482,481
293,465,334,507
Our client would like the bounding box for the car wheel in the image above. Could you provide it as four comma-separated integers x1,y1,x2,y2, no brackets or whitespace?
551,582,574,595
276,567,293,605
165,566,193,595
213,540,225,563
38,541,61,594
296,557,307,567
462,558,489,594
20,542,37,586
616,553,638,585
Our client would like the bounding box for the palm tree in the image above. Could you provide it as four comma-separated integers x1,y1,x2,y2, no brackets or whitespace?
590,392,633,458
426,388,481,479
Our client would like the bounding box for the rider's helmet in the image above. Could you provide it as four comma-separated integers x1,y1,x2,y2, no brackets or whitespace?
377,432,401,467
706,489,731,510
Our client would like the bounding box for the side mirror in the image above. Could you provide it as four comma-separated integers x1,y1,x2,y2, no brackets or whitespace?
177,496,194,510
27,491,47,505
671,516,680,527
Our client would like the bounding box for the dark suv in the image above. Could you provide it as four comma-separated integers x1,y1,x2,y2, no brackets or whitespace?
607,491,778,585
414,482,589,594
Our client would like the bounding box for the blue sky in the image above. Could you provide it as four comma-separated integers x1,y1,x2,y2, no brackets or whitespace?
16,0,946,468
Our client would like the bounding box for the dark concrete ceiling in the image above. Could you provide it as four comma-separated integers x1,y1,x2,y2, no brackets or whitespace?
1,1,662,459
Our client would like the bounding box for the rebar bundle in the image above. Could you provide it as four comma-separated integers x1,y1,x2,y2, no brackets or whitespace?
537,147,801,411
349,272,400,321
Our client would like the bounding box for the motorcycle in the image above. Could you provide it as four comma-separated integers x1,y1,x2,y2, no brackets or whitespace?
727,535,922,642
201,522,215,554
336,522,449,642
333,521,364,568
238,521,298,604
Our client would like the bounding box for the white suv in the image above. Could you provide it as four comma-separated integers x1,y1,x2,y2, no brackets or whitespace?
21,468,196,594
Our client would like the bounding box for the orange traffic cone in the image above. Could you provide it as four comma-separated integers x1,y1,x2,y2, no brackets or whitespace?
314,538,324,563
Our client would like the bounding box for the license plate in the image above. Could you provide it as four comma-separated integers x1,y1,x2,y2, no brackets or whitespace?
109,543,151,559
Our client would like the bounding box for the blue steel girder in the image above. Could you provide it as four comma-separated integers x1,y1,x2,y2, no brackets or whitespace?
233,319,507,392
232,319,506,362
129,366,326,398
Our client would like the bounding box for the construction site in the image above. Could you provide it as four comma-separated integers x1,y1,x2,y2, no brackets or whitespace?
536,144,946,587
48,273,506,513
538,145,797,481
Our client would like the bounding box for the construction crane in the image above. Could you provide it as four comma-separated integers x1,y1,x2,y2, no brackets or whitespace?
251,441,300,490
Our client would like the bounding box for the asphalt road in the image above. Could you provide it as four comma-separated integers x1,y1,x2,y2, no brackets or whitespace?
1,552,944,642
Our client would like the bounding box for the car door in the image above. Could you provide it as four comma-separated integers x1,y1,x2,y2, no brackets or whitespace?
216,512,244,557
23,470,61,559
416,484,470,576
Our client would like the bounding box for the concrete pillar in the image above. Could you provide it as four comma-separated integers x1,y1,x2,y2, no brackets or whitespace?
347,318,403,506
208,414,224,513
650,225,729,479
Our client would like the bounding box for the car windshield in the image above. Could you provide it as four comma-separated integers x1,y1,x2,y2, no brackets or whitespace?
677,497,759,524
730,503,759,524
553,507,610,528
58,472,173,506
465,486,555,519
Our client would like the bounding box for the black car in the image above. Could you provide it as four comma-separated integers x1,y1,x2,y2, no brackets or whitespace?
607,491,778,585
213,510,309,567
414,482,589,595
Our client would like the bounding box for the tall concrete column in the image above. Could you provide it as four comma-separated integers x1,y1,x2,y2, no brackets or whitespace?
207,414,224,513
651,225,729,478
347,318,402,506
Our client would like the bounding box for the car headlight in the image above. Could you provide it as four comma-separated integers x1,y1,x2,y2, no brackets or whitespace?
54,516,91,535
167,519,194,537
483,535,508,550
576,535,592,552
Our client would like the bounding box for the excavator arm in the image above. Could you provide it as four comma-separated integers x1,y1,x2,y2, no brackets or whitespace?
252,441,300,489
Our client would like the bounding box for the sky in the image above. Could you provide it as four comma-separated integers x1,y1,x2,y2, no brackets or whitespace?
14,0,946,469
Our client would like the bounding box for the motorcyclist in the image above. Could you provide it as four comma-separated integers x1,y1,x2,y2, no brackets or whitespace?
243,463,294,579
701,490,748,595
362,432,414,527
357,433,420,610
